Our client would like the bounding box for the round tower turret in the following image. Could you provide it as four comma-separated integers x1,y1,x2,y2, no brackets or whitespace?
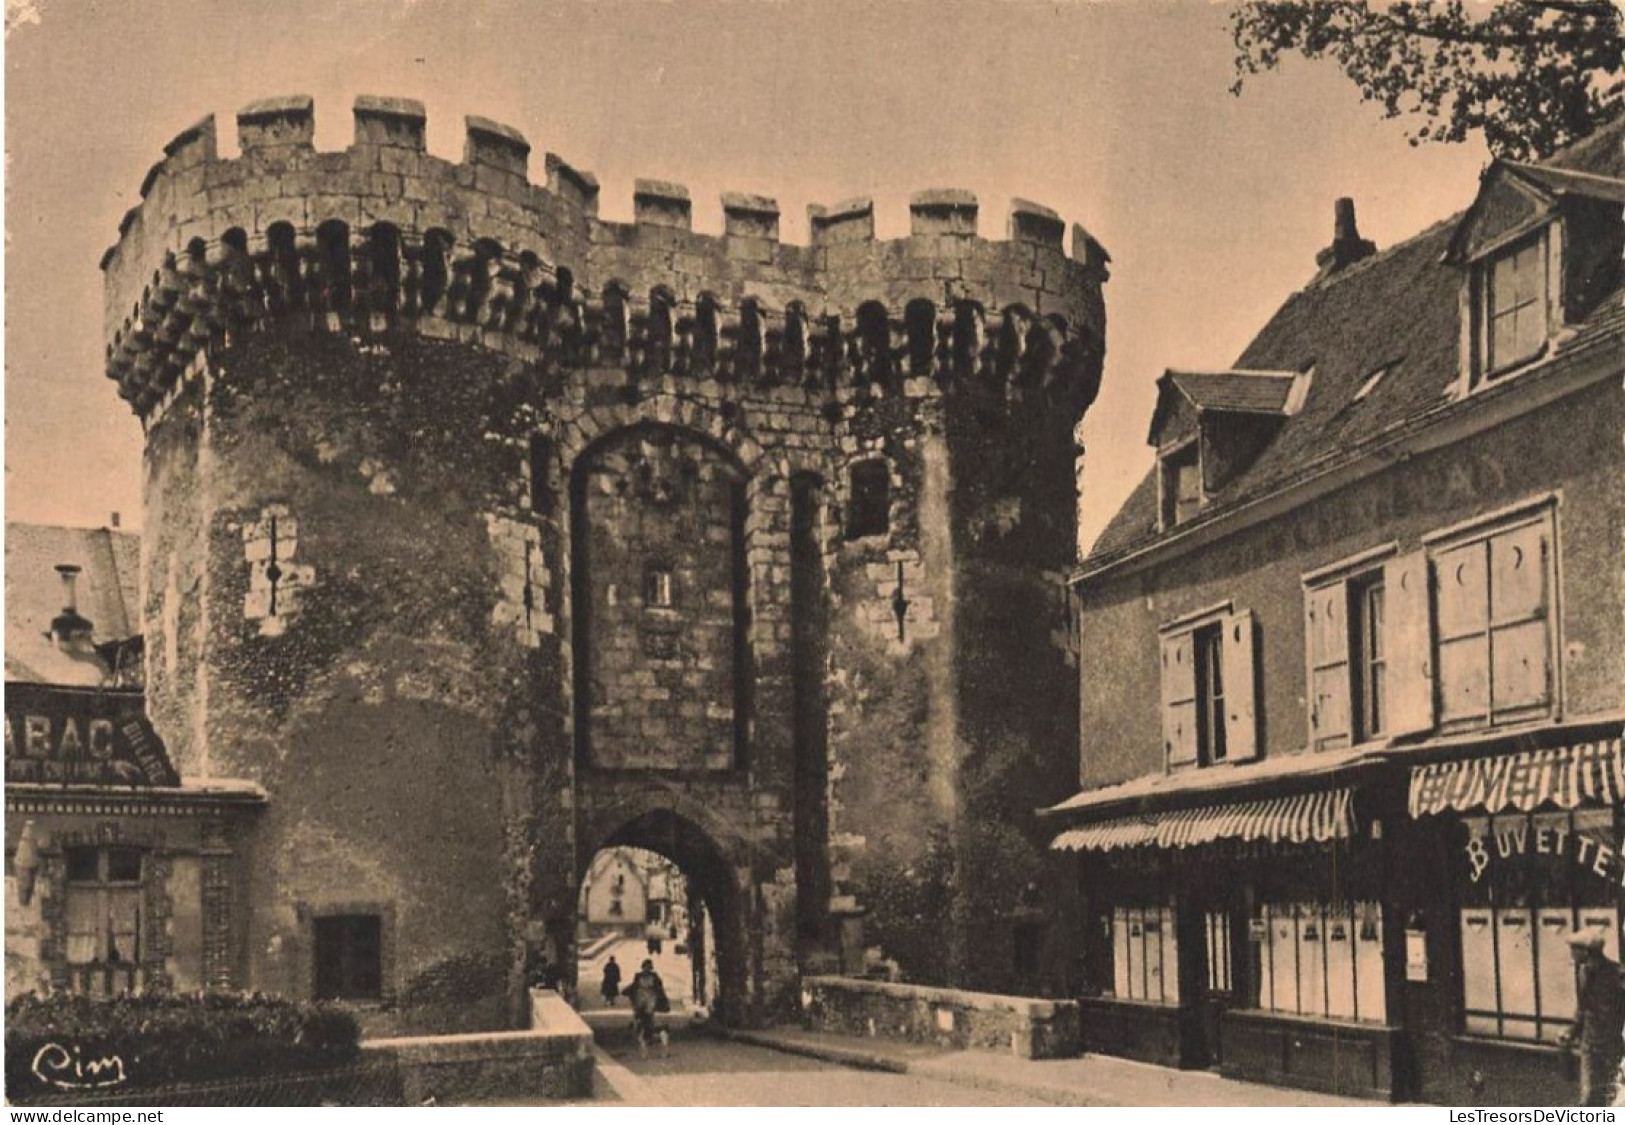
105,96,1108,1024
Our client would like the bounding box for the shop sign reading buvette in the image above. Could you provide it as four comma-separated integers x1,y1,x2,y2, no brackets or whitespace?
3,682,178,787
1465,815,1624,887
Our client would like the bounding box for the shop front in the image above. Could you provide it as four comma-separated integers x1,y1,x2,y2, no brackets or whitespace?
4,683,264,999
1388,724,1623,1105
1055,781,1405,1100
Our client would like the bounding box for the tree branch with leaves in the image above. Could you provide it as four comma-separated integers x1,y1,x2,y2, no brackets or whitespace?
1231,0,1625,161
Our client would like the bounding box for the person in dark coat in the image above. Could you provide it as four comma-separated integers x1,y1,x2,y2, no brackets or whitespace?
1567,929,1625,1106
599,955,622,1007
625,958,669,1057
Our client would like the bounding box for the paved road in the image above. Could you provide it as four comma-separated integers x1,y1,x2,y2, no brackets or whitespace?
579,936,698,1011
595,1024,1052,1107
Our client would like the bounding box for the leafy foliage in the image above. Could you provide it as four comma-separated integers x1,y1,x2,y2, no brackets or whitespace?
5,992,360,1099
1231,1,1625,160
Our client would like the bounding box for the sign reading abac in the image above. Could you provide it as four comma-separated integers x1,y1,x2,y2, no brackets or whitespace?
4,683,179,787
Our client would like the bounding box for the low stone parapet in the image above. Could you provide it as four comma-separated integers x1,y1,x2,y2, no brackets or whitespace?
800,975,1080,1060
360,989,594,1103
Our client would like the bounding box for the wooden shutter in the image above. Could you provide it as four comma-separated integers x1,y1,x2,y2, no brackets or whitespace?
1488,521,1551,713
1162,630,1198,770
1222,610,1259,761
1306,582,1351,749
1435,540,1490,725
1383,551,1435,736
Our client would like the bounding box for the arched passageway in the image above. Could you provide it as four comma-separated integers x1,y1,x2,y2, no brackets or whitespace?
575,809,750,1026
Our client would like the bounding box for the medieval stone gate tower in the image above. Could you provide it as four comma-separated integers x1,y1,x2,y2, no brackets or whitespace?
102,96,1106,1029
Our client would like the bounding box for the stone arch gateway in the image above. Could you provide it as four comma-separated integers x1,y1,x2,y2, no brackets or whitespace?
104,96,1107,1029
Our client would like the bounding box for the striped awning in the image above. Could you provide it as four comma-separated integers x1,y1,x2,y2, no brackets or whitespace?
1408,737,1625,818
1050,789,1354,853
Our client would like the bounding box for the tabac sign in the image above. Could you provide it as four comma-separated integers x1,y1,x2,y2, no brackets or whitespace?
4,683,179,787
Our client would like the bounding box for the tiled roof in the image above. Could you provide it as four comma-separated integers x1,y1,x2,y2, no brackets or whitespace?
1170,370,1297,414
1509,163,1625,204
1084,126,1625,573
5,522,142,685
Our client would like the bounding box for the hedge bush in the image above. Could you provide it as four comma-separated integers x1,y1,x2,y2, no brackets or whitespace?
5,992,361,1100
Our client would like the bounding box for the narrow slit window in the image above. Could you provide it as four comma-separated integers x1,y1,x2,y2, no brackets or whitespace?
644,565,675,609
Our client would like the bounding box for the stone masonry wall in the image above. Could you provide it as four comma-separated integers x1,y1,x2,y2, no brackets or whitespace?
577,426,743,771
105,96,1106,1022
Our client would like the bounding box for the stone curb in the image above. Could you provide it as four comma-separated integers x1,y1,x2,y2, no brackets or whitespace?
696,1024,910,1075
699,1025,1114,1105
590,1043,668,1107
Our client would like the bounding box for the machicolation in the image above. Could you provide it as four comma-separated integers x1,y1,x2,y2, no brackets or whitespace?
102,95,1109,422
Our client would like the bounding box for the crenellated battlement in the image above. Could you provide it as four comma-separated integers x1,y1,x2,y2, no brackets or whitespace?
102,96,1109,419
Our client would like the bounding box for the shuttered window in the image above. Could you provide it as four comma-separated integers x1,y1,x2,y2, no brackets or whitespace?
1435,517,1552,729
1162,610,1258,770
1306,551,1433,750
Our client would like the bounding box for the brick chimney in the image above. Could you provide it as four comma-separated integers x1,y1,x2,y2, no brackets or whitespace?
1314,197,1377,282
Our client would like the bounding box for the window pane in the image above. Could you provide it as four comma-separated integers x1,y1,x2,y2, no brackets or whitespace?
1300,903,1327,1018
1513,302,1545,362
106,848,143,884
1176,459,1201,505
1366,584,1384,660
65,890,101,964
1325,904,1355,1020
1355,902,1386,1024
65,848,99,884
1535,908,1578,1041
107,889,140,964
1161,906,1180,1005
1113,908,1131,999
1490,314,1520,371
1268,905,1300,1015
1512,242,1543,306
1490,251,1519,314
1496,909,1538,1031
1461,906,1498,1031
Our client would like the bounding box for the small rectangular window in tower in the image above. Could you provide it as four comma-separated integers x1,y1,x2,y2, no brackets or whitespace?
846,459,890,540
314,914,383,1001
529,435,555,516
644,565,675,609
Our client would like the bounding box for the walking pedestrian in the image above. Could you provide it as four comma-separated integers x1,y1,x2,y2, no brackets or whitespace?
600,954,622,1007
625,958,670,1058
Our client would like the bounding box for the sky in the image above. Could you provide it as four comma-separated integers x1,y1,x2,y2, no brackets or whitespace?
3,0,1491,552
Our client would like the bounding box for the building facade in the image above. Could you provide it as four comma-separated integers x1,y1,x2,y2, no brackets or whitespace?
98,95,1107,1030
5,523,265,1002
1048,123,1625,1104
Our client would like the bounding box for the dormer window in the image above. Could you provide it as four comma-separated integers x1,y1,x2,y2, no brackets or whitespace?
1443,159,1625,393
1147,369,1303,533
1160,442,1201,529
1483,233,1549,377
